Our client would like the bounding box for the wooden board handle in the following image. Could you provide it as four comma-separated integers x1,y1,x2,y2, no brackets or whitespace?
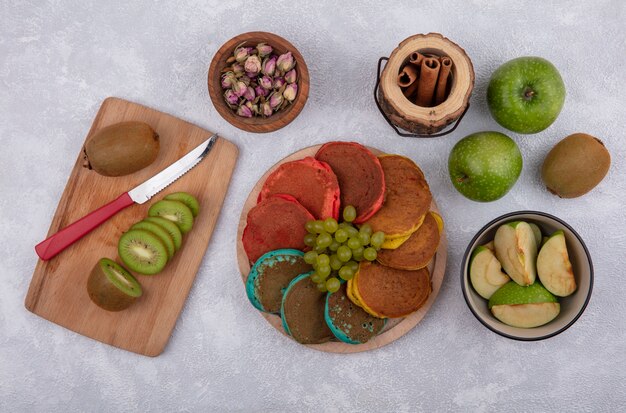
35,192,134,260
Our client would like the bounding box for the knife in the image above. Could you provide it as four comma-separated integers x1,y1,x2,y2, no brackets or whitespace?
35,134,218,261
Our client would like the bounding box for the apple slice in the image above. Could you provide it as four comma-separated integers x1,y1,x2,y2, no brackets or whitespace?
469,246,510,299
483,241,495,252
537,230,577,297
489,281,560,328
529,223,543,246
494,221,538,286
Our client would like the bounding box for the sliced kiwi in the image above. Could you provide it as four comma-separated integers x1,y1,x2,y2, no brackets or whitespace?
131,220,176,260
148,200,194,234
164,192,200,217
118,229,168,275
143,216,183,251
87,258,142,312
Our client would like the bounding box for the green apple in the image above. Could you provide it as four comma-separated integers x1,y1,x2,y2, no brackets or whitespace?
537,230,577,297
529,223,543,246
469,246,510,299
494,221,537,286
448,131,523,202
487,56,565,134
489,281,560,328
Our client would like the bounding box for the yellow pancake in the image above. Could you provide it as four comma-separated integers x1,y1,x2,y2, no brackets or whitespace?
351,269,387,319
380,214,426,249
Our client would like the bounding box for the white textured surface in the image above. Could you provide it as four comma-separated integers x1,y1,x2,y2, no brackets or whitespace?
2,1,625,411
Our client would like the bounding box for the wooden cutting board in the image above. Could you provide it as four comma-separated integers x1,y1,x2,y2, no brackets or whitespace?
25,97,238,357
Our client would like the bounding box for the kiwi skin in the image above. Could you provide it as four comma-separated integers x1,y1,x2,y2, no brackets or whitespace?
87,258,142,312
541,133,610,198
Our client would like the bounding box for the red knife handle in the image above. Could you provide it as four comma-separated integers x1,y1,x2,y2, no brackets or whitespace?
35,192,134,261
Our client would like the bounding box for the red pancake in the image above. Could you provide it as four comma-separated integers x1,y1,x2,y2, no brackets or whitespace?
258,157,340,220
242,194,314,263
315,142,385,224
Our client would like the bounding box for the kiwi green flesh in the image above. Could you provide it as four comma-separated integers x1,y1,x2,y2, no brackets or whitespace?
164,192,200,217
143,216,182,250
148,200,194,234
118,229,168,275
87,258,142,312
131,221,175,260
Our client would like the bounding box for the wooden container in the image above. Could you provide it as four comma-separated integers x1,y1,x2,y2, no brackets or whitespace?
208,31,309,133
375,33,474,137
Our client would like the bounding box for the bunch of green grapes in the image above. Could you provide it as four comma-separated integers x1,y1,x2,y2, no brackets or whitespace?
302,205,385,293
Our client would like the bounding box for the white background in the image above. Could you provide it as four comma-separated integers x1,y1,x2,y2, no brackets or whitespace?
2,1,625,411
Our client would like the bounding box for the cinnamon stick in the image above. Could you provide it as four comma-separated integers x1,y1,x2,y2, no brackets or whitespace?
435,57,452,105
397,64,418,88
415,58,440,107
409,52,424,67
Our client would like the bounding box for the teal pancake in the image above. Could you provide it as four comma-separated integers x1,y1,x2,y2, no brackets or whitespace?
246,249,310,314
325,283,386,344
281,272,333,344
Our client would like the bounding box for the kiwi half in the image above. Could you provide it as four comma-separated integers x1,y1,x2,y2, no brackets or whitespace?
118,229,168,275
87,258,142,312
143,216,183,251
164,192,200,217
148,200,194,234
131,220,176,260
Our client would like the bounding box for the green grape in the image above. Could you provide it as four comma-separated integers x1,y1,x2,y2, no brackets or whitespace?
370,231,385,248
363,247,377,261
345,226,359,238
317,254,330,267
338,265,355,280
317,265,331,278
337,245,352,262
343,205,357,223
303,233,317,247
352,246,364,261
313,220,325,233
326,277,341,293
316,232,332,248
303,251,318,264
329,254,343,270
310,273,322,283
323,218,339,233
358,232,370,245
314,245,327,254
334,228,348,243
347,260,359,273
305,220,317,234
338,222,350,229
347,237,362,250
316,282,327,292
328,240,340,251
359,224,372,236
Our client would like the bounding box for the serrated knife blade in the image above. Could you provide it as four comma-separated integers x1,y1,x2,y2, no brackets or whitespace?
35,134,218,261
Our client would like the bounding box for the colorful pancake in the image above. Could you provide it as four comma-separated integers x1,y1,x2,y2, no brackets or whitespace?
325,283,386,344
281,272,333,344
242,194,314,263
365,155,432,238
258,157,340,220
376,212,443,270
246,249,311,313
315,142,385,224
354,261,431,318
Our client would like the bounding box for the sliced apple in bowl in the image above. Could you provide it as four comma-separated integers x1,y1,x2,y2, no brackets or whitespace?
488,281,560,328
469,246,510,299
494,221,538,286
537,230,577,297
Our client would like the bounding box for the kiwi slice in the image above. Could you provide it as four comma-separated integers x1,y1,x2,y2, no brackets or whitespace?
164,192,200,217
143,216,183,251
87,258,142,312
131,220,176,260
118,229,168,275
148,200,194,234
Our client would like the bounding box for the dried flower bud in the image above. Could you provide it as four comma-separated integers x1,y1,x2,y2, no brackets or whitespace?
283,83,298,102
255,85,269,97
224,89,239,106
261,101,273,117
273,77,285,89
284,69,297,84
234,46,253,63
261,56,277,76
269,92,283,110
243,86,256,101
232,63,244,75
231,81,247,97
239,75,251,86
276,52,295,72
221,72,236,89
245,100,259,115
237,104,253,118
256,43,273,57
244,55,262,75
259,75,273,89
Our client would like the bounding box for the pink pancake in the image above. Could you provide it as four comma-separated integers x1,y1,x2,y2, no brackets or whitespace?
258,157,340,220
243,194,314,263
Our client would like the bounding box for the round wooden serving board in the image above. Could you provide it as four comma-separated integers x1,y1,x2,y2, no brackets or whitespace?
236,144,447,353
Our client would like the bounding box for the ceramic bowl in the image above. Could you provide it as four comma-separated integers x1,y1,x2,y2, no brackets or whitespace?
208,31,309,133
460,211,593,341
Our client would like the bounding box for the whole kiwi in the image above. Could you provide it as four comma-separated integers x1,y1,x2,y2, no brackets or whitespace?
83,121,159,177
541,133,610,198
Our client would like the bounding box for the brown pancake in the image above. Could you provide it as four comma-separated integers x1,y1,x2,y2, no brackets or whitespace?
366,155,432,237
355,261,431,318
281,273,333,344
376,212,441,270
